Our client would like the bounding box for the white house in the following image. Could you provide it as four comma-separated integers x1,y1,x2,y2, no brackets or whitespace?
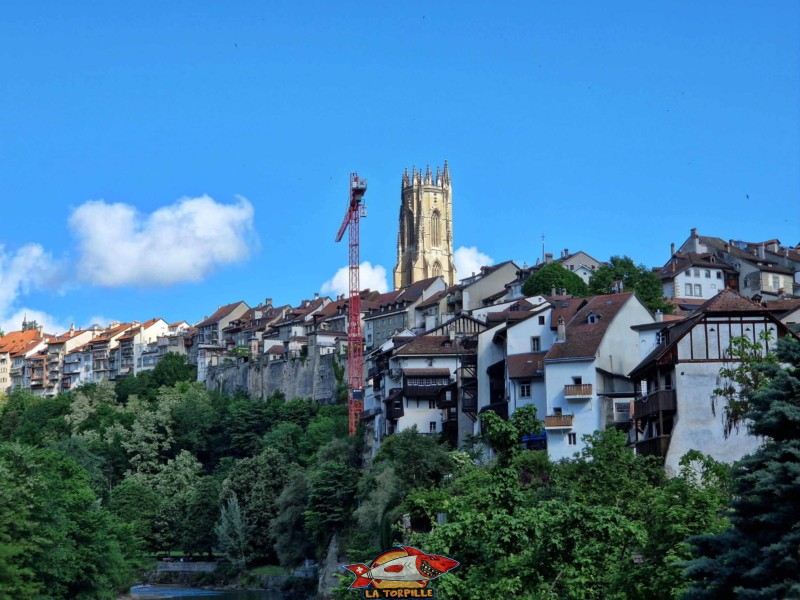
628,290,794,475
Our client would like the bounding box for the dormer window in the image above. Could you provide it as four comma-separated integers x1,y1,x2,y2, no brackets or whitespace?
587,312,601,324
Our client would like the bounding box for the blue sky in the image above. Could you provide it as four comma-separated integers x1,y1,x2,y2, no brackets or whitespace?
1,1,798,333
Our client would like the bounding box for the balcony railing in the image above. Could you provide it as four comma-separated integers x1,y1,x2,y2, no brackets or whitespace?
564,384,592,399
633,389,677,420
635,435,671,458
544,414,574,429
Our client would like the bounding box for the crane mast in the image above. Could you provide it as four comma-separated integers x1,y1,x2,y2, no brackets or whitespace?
335,173,367,436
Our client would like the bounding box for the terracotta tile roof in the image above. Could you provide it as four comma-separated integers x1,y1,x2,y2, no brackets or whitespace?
698,236,795,274
507,352,547,378
397,276,443,302
196,301,247,328
765,299,800,315
544,296,588,330
697,289,766,313
629,290,782,378
545,293,635,361
47,329,91,345
393,335,460,356
266,344,284,354
416,290,447,310
657,252,736,278
0,330,44,354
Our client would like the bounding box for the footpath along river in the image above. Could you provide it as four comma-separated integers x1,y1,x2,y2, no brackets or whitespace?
127,584,295,599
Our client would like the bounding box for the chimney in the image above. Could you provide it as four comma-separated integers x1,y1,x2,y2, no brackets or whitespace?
551,286,557,297
759,244,765,259
563,248,569,259
314,292,319,300
265,297,272,308
545,253,553,263
556,317,566,342
654,310,663,322
560,288,566,296
691,227,698,238
670,243,675,256
69,323,75,336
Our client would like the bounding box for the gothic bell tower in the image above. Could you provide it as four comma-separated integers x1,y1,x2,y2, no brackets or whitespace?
393,162,457,289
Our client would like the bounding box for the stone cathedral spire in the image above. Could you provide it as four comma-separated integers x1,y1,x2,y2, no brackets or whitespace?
393,161,457,289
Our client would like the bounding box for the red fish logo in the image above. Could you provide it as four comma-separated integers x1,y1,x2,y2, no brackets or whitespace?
343,545,459,590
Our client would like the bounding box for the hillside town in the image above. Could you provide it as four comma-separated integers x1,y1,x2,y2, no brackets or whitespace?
2,166,799,475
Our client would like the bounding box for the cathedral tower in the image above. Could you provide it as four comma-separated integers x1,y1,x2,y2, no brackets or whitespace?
393,162,457,289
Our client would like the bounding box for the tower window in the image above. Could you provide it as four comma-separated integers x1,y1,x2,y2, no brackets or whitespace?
431,210,441,247
432,261,442,277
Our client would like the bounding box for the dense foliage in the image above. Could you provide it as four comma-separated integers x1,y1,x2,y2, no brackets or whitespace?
522,262,589,298
686,337,800,598
589,255,673,314
2,344,796,598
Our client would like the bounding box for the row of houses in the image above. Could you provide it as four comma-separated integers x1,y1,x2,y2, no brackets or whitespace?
0,318,190,396
2,228,798,473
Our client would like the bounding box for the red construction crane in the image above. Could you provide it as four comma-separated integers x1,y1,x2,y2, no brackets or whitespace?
335,173,367,436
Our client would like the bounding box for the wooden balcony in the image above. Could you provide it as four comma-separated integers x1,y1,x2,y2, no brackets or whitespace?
564,384,592,399
544,414,574,429
633,389,677,420
635,434,671,458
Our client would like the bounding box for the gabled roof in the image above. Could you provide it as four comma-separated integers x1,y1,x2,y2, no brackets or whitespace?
543,296,587,330
0,330,45,354
629,290,784,378
393,335,460,356
196,302,247,328
697,236,794,275
416,290,447,311
657,252,736,279
545,293,635,361
765,298,800,317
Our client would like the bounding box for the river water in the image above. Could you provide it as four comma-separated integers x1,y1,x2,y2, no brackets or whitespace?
129,584,293,599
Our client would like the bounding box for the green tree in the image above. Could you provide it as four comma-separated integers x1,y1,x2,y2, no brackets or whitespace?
150,352,197,389
214,494,251,573
685,337,800,598
221,447,294,558
304,460,358,548
522,261,589,297
375,427,455,489
711,331,778,438
270,472,314,566
0,443,135,599
589,255,673,314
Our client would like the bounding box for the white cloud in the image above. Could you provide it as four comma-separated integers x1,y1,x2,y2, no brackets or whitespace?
321,261,389,298
454,246,494,279
0,244,66,333
0,307,67,337
69,195,255,287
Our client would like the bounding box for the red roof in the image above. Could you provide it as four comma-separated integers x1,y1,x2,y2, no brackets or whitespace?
545,293,635,360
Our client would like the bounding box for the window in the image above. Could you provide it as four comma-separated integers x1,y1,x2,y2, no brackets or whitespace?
772,276,780,290
520,383,531,398
685,283,693,296
538,316,545,325
431,210,441,247
694,284,702,296
693,269,700,277
568,433,577,445
429,421,437,433
705,270,711,278
428,399,436,409
572,376,582,385
432,261,442,277
530,336,541,352
553,407,562,416
716,272,722,279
